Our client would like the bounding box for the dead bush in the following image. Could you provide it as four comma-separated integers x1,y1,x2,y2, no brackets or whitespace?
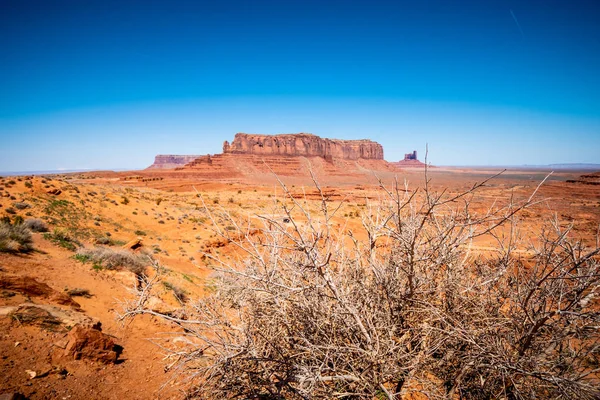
121,172,600,400
23,218,49,232
0,221,34,253
76,246,149,275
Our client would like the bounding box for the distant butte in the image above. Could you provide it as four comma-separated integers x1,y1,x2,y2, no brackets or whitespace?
147,133,424,179
222,133,383,161
147,155,203,169
391,150,427,168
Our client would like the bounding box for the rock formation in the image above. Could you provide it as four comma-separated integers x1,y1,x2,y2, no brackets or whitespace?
147,155,202,169
403,151,417,161
145,133,401,180
392,150,426,168
222,133,384,160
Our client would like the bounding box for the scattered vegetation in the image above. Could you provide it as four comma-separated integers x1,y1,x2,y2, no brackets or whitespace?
43,229,80,251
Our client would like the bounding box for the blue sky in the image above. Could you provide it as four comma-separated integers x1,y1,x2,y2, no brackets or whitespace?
1,0,599,171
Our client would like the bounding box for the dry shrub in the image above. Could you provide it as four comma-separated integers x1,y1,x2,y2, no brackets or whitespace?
76,246,149,275
121,173,600,400
0,221,33,253
23,218,49,232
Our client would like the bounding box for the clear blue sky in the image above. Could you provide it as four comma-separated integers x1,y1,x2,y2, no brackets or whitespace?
1,0,599,171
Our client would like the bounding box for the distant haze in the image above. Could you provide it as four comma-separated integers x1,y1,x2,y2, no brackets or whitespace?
1,1,599,171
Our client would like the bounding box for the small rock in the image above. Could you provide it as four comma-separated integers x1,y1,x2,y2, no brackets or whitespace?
122,238,142,250
64,324,123,364
0,393,28,400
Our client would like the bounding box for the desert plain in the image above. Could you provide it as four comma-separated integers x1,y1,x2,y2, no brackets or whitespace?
0,140,599,399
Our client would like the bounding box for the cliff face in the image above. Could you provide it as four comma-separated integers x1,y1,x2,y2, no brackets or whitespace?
222,133,384,160
147,155,202,169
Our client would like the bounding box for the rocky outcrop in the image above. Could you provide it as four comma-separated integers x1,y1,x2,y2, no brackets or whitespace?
0,276,80,308
147,155,202,169
63,324,123,364
222,133,384,160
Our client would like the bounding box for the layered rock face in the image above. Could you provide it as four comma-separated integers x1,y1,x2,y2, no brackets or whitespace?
222,133,384,161
147,155,202,169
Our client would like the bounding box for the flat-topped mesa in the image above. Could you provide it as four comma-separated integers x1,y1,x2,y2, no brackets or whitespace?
147,155,203,169
222,133,384,161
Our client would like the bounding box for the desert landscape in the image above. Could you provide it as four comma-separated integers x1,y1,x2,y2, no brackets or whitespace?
3,0,599,398
1,132,599,399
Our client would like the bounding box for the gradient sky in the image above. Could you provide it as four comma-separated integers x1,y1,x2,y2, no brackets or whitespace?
1,0,599,171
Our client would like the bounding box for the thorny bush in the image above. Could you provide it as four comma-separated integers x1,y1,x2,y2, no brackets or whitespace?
121,172,600,399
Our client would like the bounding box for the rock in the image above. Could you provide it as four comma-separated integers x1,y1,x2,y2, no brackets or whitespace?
222,133,384,160
147,155,202,169
9,305,62,330
5,303,98,330
122,238,142,250
0,276,80,308
63,324,123,364
46,188,61,195
146,296,176,315
0,393,28,400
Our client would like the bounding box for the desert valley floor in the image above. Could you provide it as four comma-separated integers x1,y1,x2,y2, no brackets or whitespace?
1,166,599,399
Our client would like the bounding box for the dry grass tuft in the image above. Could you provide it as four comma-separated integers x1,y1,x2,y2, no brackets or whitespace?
0,222,34,253
76,246,149,275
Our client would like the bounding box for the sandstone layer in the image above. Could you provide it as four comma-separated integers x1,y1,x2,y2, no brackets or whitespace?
147,155,202,169
222,133,383,160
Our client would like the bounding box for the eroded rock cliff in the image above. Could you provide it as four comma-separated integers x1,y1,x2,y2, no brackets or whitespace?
222,133,383,160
